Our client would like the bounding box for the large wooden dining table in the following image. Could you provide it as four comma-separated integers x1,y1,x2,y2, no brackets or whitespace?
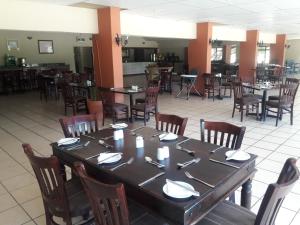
52,125,257,225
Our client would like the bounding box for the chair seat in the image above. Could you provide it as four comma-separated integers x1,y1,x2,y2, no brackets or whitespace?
243,93,263,100
266,100,292,108
131,103,155,112
196,201,256,225
49,178,91,218
236,96,260,105
135,98,145,104
268,95,279,100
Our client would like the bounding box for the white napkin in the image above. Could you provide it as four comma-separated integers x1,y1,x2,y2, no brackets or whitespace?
57,138,79,146
159,133,178,141
97,153,122,164
111,123,128,129
166,179,199,197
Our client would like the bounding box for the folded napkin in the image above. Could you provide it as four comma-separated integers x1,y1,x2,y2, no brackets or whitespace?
111,123,128,129
166,179,199,197
97,153,122,164
159,133,178,141
57,138,79,146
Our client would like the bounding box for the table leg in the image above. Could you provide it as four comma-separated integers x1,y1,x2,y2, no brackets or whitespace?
261,90,267,121
129,94,133,121
241,179,252,209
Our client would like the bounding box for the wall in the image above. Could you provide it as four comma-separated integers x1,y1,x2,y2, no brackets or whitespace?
0,30,93,71
0,0,98,33
286,39,300,62
212,26,246,42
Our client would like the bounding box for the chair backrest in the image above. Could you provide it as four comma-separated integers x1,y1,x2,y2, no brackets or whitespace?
59,114,98,137
145,86,160,107
285,78,300,102
200,119,246,150
98,87,115,105
255,158,299,225
155,113,188,136
74,162,130,225
22,144,71,222
61,83,74,100
278,84,297,106
147,79,161,88
87,99,104,126
233,82,244,100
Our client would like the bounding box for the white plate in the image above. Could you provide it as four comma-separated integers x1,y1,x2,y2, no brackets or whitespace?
111,123,128,129
159,133,178,141
163,181,195,199
225,150,251,161
57,138,79,146
98,153,122,164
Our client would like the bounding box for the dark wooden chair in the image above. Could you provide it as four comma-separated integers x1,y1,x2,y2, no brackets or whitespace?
98,88,129,123
131,86,160,125
160,67,173,94
203,73,220,101
135,80,161,104
74,162,148,225
266,84,298,126
22,144,92,225
198,158,299,225
155,113,188,136
87,99,104,126
200,119,246,150
232,82,260,122
59,114,98,138
62,83,87,115
269,78,299,101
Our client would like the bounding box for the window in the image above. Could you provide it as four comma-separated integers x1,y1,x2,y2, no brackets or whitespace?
257,46,270,64
211,47,223,61
230,46,237,64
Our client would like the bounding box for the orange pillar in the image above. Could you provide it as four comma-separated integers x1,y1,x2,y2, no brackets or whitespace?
224,44,231,64
188,22,212,94
270,34,286,66
93,7,123,89
239,30,259,83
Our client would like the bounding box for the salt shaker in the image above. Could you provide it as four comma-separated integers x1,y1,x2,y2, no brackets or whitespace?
136,136,144,148
118,129,124,140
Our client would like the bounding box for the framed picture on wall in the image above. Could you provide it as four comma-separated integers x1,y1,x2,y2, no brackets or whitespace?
38,40,54,54
7,40,19,50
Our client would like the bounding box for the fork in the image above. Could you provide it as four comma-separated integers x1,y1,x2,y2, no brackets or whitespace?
184,171,215,188
176,145,195,156
177,158,201,169
110,157,134,171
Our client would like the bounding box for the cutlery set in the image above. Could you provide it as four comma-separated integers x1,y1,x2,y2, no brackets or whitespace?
145,156,165,168
177,158,201,169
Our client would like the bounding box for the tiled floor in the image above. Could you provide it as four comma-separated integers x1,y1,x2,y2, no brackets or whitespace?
0,78,300,225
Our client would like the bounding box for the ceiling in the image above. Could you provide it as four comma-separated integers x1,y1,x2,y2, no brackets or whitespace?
18,0,300,38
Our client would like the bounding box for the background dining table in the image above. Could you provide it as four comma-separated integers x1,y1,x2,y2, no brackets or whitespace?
52,125,257,225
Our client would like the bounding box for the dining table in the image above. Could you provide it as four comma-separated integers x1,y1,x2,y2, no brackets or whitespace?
52,125,257,225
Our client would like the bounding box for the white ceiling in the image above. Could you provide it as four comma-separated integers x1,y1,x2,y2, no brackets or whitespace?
18,0,300,38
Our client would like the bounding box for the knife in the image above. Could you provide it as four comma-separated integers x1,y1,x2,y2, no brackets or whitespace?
176,138,191,146
81,134,96,140
166,179,200,196
209,158,240,169
210,146,224,154
138,172,165,187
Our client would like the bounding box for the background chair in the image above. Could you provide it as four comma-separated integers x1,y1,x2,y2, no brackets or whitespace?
98,88,129,123
203,73,220,101
135,80,161,104
74,162,149,225
200,119,246,150
131,86,160,125
232,82,260,122
87,99,104,126
266,84,298,126
62,83,87,115
155,113,188,136
199,158,299,225
59,114,98,138
269,78,299,101
23,144,92,225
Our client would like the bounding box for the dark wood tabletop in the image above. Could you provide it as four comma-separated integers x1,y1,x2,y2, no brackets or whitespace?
110,87,145,94
52,125,257,225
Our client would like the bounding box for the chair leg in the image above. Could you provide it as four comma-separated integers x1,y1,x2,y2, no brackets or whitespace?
229,192,236,203
144,111,146,125
256,103,259,120
72,104,76,115
276,108,280,126
64,104,67,116
232,105,235,118
240,105,244,122
291,106,293,125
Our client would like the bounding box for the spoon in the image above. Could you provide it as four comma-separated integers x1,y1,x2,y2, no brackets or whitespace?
144,156,165,168
98,140,113,149
176,145,195,156
110,157,134,171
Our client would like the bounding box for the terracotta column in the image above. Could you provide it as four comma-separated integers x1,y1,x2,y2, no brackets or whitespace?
188,22,213,94
270,34,286,66
93,7,123,89
239,30,259,83
223,44,232,64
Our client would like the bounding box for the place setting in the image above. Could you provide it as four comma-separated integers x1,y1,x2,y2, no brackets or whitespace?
56,137,89,151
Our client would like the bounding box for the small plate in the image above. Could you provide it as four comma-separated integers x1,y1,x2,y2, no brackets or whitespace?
225,150,251,161
163,181,195,199
128,89,137,92
98,153,122,164
57,138,79,146
111,123,128,129
159,133,178,141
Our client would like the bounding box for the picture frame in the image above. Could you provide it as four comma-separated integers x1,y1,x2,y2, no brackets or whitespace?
7,40,19,50
38,40,54,54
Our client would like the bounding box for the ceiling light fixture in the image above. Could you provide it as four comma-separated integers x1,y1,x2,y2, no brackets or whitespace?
209,38,223,46
285,44,291,49
115,34,128,47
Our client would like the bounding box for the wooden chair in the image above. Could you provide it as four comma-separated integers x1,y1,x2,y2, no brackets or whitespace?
98,88,129,123
200,119,246,150
74,162,148,225
266,84,298,126
155,113,188,136
62,84,87,115
59,114,98,138
198,158,299,225
135,80,161,104
232,82,260,122
22,144,92,225
203,73,220,101
131,86,160,125
87,99,104,126
268,78,299,101
160,67,173,94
